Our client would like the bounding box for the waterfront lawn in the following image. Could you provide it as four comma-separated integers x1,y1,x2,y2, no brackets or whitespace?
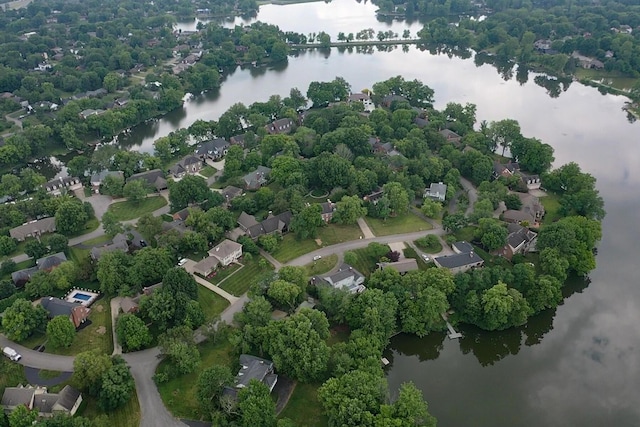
199,165,217,177
365,212,432,236
540,193,561,225
82,391,140,427
304,254,338,277
198,286,230,322
278,382,328,427
157,338,234,419
219,255,274,296
108,196,167,221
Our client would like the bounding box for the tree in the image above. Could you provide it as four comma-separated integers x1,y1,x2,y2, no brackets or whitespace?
55,200,89,235
101,211,123,237
266,309,330,382
543,162,605,220
0,236,17,256
169,175,211,210
504,193,522,210
538,247,570,282
46,316,76,348
267,280,302,311
99,357,135,410
122,179,148,204
318,369,387,427
475,218,508,251
66,156,90,181
100,175,125,197
136,213,163,242
163,267,198,300
97,250,131,295
0,174,21,198
421,199,442,218
488,119,522,156
158,326,200,375
442,212,468,233
382,182,410,216
334,195,367,225
237,380,277,427
8,404,38,427
128,247,174,290
2,298,47,341
258,234,278,253
24,239,48,259
116,314,151,352
73,350,113,395
346,289,398,344
290,204,323,240
470,198,494,223
45,234,69,254
480,282,531,331
375,382,436,426
197,365,234,413
525,275,563,313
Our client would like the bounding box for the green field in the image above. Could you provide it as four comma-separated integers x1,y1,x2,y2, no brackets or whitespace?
65,216,101,239
278,382,328,427
414,236,443,253
79,235,113,247
82,391,141,427
347,246,389,276
365,212,432,236
157,338,234,419
199,165,217,178
108,196,167,221
0,358,27,391
219,255,274,296
540,193,561,225
272,224,362,263
304,254,338,277
198,286,230,321
205,263,241,285
454,226,476,243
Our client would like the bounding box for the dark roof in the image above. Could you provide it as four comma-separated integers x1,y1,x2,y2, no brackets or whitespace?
242,166,271,189
222,186,243,201
128,229,146,248
382,94,408,104
195,138,229,156
127,169,166,189
170,155,202,175
53,385,81,411
320,202,335,215
90,240,129,260
452,241,474,254
36,252,67,270
327,263,364,284
40,297,80,318
11,267,37,285
435,251,484,268
33,393,56,413
238,212,259,230
173,207,191,221
245,211,292,239
378,259,419,274
235,354,274,389
1,387,34,407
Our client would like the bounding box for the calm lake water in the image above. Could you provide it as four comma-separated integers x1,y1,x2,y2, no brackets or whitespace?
162,1,640,425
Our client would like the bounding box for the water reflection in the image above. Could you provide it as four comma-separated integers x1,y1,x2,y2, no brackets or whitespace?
389,332,446,362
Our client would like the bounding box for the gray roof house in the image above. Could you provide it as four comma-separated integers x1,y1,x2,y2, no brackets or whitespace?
452,241,474,254
90,240,129,261
222,354,278,401
42,176,82,196
126,169,168,191
40,297,91,328
378,259,419,275
11,252,67,287
222,186,243,204
243,166,271,190
194,138,229,160
243,211,292,240
434,251,484,274
311,263,366,294
2,385,82,417
169,155,203,178
192,256,220,278
497,223,538,260
424,182,447,202
439,129,462,145
90,170,123,194
264,118,294,135
9,217,57,241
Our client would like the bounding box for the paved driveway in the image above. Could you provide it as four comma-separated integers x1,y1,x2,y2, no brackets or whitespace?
83,194,114,220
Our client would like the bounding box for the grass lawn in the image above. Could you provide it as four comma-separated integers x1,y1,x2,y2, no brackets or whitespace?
158,338,234,420
414,236,443,253
65,217,101,239
278,382,328,427
199,165,217,178
0,357,27,391
272,224,362,263
198,285,230,322
79,234,112,247
108,196,167,221
347,246,389,276
0,239,27,262
454,226,476,243
304,254,338,277
365,212,432,236
219,255,274,296
403,247,434,271
82,392,140,427
540,193,562,225
575,68,636,90
69,246,90,264
50,298,114,356
205,263,241,285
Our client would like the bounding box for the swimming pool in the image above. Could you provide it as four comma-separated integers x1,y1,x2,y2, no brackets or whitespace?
71,292,91,301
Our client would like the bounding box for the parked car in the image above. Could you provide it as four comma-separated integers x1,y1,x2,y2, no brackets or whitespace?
3,347,22,362
422,254,430,262
313,255,322,261
177,258,187,266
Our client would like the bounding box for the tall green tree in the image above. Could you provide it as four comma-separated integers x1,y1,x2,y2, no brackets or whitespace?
46,316,76,348
116,314,152,352
2,298,47,341
237,380,277,427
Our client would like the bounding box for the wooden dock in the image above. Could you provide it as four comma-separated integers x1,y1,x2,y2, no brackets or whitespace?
441,313,462,339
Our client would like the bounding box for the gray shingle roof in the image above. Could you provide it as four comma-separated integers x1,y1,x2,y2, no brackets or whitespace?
36,252,67,270
235,354,275,389
1,387,34,407
435,252,484,269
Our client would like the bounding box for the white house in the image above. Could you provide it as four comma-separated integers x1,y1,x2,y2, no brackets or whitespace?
208,239,243,267
311,263,366,294
424,182,447,202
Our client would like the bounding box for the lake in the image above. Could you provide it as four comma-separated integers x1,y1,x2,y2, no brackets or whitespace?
157,1,640,425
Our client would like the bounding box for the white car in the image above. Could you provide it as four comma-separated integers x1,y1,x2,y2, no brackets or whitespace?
3,347,21,362
422,254,430,262
313,255,322,261
177,258,187,266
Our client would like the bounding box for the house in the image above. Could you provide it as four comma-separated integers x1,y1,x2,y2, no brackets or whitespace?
208,239,243,266
194,138,229,160
79,109,105,119
319,200,336,223
311,263,366,294
533,39,554,53
238,211,260,232
192,256,220,277
493,161,520,179
264,118,294,135
520,173,541,190
230,133,251,147
172,206,199,222
348,93,375,113
424,182,447,202
40,297,90,328
242,166,271,190
42,176,82,196
90,170,124,194
242,211,292,240
9,217,57,241
378,259,419,275
363,189,384,205
452,241,474,254
381,94,408,108
222,355,278,401
119,297,138,313
571,52,604,69
2,385,82,417
516,192,545,221
126,169,167,192
222,186,243,205
414,116,430,128
11,253,67,287
169,155,203,178
433,251,484,274
439,129,462,145
497,223,537,260
502,209,535,225
90,239,129,261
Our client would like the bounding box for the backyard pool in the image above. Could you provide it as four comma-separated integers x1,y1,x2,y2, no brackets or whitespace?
65,289,100,307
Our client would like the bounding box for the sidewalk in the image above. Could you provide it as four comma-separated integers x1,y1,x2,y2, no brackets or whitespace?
110,297,123,355
183,259,239,303
357,217,375,239
259,248,283,271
